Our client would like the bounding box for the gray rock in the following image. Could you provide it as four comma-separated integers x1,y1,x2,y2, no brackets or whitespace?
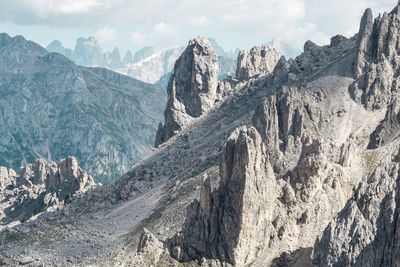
368,98,400,149
137,228,164,254
168,126,276,266
352,5,400,109
236,43,280,80
0,166,16,190
0,157,95,227
313,159,400,267
155,36,220,146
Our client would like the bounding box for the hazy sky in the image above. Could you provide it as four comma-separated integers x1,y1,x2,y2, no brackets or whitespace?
0,0,397,57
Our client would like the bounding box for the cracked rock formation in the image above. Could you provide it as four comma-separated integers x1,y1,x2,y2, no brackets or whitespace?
313,157,400,267
352,5,400,109
168,126,276,266
0,167,16,190
155,36,220,146
236,44,280,80
0,157,95,227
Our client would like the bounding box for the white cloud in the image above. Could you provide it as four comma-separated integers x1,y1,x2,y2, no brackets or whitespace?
0,0,398,53
130,22,181,47
131,31,146,45
188,16,211,27
94,26,118,43
31,0,107,15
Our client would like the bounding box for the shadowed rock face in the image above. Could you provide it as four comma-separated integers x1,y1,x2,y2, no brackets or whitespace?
0,157,95,227
236,44,280,81
155,36,220,146
352,5,400,109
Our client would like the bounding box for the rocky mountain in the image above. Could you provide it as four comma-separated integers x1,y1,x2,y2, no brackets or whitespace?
47,37,239,84
155,37,221,146
118,46,185,84
0,33,165,183
2,2,400,267
156,37,279,147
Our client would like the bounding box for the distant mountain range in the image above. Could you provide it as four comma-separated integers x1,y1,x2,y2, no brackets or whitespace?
46,37,239,84
0,33,165,183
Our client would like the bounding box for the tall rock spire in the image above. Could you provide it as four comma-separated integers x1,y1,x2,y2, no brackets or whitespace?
352,6,400,109
155,36,219,147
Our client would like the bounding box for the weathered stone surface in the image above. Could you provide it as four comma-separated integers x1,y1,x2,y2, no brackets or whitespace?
168,126,276,266
0,157,95,227
313,158,400,267
330,35,348,47
137,228,164,254
352,5,400,109
156,36,220,146
0,167,16,190
236,44,280,80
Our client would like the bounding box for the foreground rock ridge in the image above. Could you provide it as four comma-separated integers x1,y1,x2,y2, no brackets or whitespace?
1,3,400,267
167,126,275,266
0,157,95,228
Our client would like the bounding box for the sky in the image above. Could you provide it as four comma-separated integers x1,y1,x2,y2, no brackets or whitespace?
0,0,398,57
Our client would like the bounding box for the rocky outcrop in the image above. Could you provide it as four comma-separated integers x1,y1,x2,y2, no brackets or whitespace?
0,167,16,190
168,126,276,266
236,44,280,80
137,228,164,254
352,5,400,109
0,157,95,227
313,158,400,267
155,36,220,146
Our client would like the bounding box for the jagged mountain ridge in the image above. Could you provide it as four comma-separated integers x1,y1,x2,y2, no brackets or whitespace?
0,33,165,183
47,36,239,84
1,3,400,267
0,157,96,229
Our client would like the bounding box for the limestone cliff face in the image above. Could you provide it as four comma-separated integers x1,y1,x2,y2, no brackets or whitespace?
155,37,220,146
236,44,280,80
168,126,276,265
